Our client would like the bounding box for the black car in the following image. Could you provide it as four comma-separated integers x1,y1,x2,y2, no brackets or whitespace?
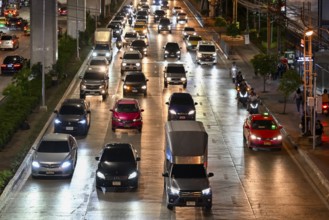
54,99,91,136
122,72,149,96
95,143,140,190
166,93,198,121
153,9,166,23
163,42,181,59
158,18,172,33
107,22,123,38
6,17,26,30
1,55,26,74
130,39,148,56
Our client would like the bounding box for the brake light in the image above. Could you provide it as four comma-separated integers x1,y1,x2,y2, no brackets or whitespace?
14,64,21,68
1,64,6,68
323,105,328,109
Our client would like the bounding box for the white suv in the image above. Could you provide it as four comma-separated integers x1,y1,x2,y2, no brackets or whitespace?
120,50,143,74
196,41,217,65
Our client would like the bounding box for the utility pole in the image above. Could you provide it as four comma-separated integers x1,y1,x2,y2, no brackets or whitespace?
267,0,271,54
233,0,237,23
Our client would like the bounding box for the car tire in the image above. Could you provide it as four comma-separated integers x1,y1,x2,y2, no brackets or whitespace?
102,94,107,101
112,126,116,132
164,82,168,88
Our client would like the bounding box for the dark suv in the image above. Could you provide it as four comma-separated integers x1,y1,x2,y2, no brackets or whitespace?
164,63,187,88
158,18,172,33
166,93,198,121
54,99,91,136
79,70,109,100
130,39,148,57
163,42,181,60
122,72,149,96
153,9,166,23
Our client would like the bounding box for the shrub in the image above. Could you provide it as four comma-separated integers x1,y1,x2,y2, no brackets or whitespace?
214,16,227,27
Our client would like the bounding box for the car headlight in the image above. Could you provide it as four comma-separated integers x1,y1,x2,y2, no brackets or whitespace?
250,134,261,140
213,53,217,56
112,117,121,122
180,77,186,81
188,110,195,115
168,25,171,29
167,77,172,81
122,63,127,66
273,135,282,141
99,85,105,89
105,52,110,57
99,66,106,72
202,188,211,195
96,171,105,179
197,52,202,58
143,29,147,34
187,42,191,46
80,84,86,89
61,161,71,169
92,52,97,56
170,187,180,195
32,161,40,168
165,50,169,54
133,117,142,122
176,51,181,54
123,85,130,89
141,85,147,89
169,109,176,115
159,25,162,28
128,171,138,179
143,48,147,51
54,118,61,124
136,63,141,67
78,119,86,124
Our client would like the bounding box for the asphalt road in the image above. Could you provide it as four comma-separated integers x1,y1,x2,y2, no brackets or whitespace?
0,1,329,219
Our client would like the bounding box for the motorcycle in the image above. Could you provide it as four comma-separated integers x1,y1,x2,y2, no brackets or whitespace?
237,90,249,108
230,66,238,83
116,40,122,50
248,99,260,114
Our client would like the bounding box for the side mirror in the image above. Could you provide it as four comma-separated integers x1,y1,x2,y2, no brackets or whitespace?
194,102,198,106
162,172,169,177
110,109,114,112
136,157,141,161
165,102,169,105
208,172,214,178
95,156,99,161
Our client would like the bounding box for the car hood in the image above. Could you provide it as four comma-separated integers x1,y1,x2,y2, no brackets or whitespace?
167,73,185,77
171,178,209,191
82,79,105,84
34,152,71,163
122,59,142,63
124,81,146,86
98,161,137,175
169,104,195,113
56,115,85,122
165,48,179,52
113,112,141,120
250,129,281,139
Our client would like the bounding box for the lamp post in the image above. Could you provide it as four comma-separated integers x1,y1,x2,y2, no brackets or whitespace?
40,0,47,111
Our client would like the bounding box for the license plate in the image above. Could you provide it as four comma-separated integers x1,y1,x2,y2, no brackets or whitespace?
46,171,54,175
124,124,131,127
66,127,73,130
179,116,186,119
186,201,195,206
112,181,121,186
132,89,138,93
264,141,271,145
8,64,12,68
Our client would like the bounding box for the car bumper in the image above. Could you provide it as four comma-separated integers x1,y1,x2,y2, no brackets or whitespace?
80,89,107,96
1,68,21,74
167,194,212,208
249,141,282,149
121,66,142,72
96,176,138,188
123,87,146,94
112,120,142,129
31,166,74,177
54,124,88,135
168,114,195,120
197,57,217,65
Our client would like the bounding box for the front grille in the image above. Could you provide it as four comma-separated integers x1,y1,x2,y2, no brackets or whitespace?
180,191,202,197
105,175,128,180
86,85,100,90
40,163,61,168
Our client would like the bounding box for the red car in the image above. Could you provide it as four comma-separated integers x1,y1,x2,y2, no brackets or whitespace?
58,6,68,16
243,113,283,150
110,98,144,132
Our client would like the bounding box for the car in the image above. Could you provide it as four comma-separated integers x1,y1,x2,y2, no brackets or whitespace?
176,12,188,23
133,22,148,39
1,55,26,75
79,69,109,100
0,17,7,29
163,42,181,60
130,39,148,56
185,35,202,51
110,98,144,132
113,15,126,28
182,26,196,39
163,63,187,88
0,34,19,50
31,133,78,178
23,22,30,36
95,143,140,190
58,5,68,16
120,50,143,74
166,92,198,121
124,31,140,46
54,99,91,136
87,56,109,73
243,113,283,150
107,21,123,38
5,17,26,30
135,10,148,20
141,4,150,14
196,41,218,65
4,7,19,18
172,6,182,15
158,18,172,33
122,72,148,96
153,9,166,23
153,0,162,6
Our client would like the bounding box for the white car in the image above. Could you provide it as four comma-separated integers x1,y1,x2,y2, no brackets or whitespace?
120,50,143,74
87,57,109,73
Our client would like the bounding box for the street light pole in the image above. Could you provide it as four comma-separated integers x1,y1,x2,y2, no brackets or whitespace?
76,0,80,60
41,0,47,111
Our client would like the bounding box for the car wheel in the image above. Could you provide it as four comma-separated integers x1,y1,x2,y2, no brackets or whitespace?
164,82,168,88
102,94,107,101
112,126,116,132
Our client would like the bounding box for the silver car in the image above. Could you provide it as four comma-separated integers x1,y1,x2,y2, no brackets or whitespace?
87,57,109,73
31,133,78,178
120,50,143,74
0,34,19,50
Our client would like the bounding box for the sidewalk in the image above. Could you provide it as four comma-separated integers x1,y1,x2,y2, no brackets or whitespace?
232,43,329,200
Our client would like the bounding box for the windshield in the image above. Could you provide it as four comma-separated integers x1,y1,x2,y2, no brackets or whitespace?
83,71,105,80
94,44,110,50
101,148,134,162
189,36,202,41
38,141,69,153
171,164,206,178
116,103,139,113
199,45,216,52
125,74,145,82
1,36,13,40
160,19,170,25
184,27,195,32
4,56,20,64
125,33,137,38
123,53,140,59
90,59,107,66
165,43,179,50
252,120,277,130
131,41,146,47
59,105,84,115
166,66,185,74
155,11,165,16
170,95,194,105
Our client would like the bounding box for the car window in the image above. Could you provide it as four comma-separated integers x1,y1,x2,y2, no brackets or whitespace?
184,27,194,31
59,105,84,115
125,74,145,82
171,164,206,178
38,141,69,153
94,44,110,50
160,19,170,24
131,41,146,47
170,95,193,105
116,103,139,112
167,66,185,73
125,33,137,38
1,36,12,40
101,148,135,162
166,43,179,50
123,53,141,59
3,56,20,63
189,36,202,41
90,60,107,66
199,45,216,52
84,71,105,80
252,120,277,130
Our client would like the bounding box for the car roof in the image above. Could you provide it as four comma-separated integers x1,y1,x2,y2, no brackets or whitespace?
62,98,86,105
117,98,139,105
42,133,72,142
171,92,193,98
250,113,275,121
166,63,184,67
104,143,132,149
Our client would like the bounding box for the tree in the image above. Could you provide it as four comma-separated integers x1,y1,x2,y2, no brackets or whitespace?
278,69,301,114
250,54,277,92
226,23,240,37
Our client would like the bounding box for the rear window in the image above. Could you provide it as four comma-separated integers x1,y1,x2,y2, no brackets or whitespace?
3,56,20,64
38,141,69,153
1,36,13,40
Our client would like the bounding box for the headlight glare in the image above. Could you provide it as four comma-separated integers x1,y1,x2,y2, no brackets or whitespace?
61,161,71,168
128,171,137,179
96,171,105,179
78,119,86,124
188,110,195,115
202,188,211,195
169,109,176,115
54,118,61,124
32,161,40,168
170,187,179,195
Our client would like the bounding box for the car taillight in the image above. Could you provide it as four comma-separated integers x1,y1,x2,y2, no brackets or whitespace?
1,64,6,68
14,64,21,68
18,21,21,25
323,104,328,109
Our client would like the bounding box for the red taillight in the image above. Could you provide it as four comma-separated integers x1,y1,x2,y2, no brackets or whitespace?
1,64,6,68
323,105,328,109
14,64,21,68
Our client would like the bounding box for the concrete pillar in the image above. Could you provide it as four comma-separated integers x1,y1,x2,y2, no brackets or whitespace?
67,0,86,38
86,0,101,17
30,0,57,69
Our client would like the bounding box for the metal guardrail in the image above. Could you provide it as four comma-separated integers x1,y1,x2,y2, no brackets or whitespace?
183,0,204,27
